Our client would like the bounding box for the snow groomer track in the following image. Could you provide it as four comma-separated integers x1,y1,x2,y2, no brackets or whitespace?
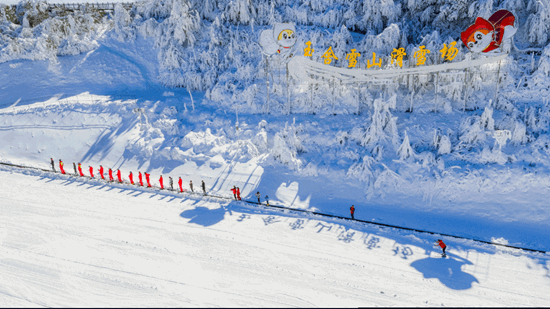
0,161,546,254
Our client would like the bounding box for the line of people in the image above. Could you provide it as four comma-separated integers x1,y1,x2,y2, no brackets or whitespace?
52,158,206,194
52,158,278,208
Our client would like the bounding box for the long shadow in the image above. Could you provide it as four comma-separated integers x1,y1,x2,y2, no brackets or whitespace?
180,206,227,227
81,117,139,163
410,253,478,290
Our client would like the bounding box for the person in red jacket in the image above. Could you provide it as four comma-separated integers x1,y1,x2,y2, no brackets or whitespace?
138,171,143,186
159,175,164,189
178,177,183,193
236,187,241,200
89,166,94,178
350,205,355,219
117,169,122,183
231,186,237,200
59,159,66,174
108,168,114,182
435,239,447,257
99,165,104,180
129,171,134,185
78,163,84,177
145,172,151,187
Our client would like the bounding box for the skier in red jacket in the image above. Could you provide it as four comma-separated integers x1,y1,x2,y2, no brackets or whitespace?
117,169,122,183
99,165,104,180
145,172,151,187
231,186,237,200
236,187,241,200
78,163,84,177
159,175,164,189
138,171,143,186
89,166,94,178
435,239,447,257
108,168,114,182
178,177,183,192
59,160,66,174
350,205,355,219
129,171,134,185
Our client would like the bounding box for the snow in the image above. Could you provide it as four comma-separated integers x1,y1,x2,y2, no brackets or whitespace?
1,0,550,305
0,166,549,307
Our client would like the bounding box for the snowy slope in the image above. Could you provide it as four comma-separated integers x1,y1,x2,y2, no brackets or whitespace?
1,0,550,305
1,166,549,307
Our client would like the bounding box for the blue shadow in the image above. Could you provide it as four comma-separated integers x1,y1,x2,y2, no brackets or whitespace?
180,206,226,227
410,254,478,290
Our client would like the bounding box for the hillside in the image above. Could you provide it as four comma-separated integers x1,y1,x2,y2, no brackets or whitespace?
0,0,549,305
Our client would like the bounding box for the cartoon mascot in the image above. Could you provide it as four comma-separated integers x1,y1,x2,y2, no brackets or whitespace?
461,10,517,53
260,23,297,58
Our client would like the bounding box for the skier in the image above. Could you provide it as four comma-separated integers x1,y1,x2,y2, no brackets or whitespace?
117,169,122,183
236,187,241,201
59,159,65,174
435,239,447,257
201,180,206,194
138,171,144,186
178,177,183,193
255,191,261,204
189,180,194,192
89,166,94,178
99,165,104,180
231,186,237,200
50,158,56,172
265,195,269,206
78,163,84,177
169,176,173,191
129,171,134,185
159,175,164,190
108,168,114,182
145,172,151,187
350,205,355,219
73,162,77,176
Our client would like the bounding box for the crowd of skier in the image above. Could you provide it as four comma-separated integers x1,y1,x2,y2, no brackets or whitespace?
50,158,269,206
50,158,449,257
53,158,208,194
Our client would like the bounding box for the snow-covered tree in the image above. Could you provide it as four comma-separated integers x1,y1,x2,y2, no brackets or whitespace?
397,130,415,160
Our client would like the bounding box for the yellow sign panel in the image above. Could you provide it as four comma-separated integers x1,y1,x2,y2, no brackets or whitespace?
321,46,338,65
367,52,382,68
345,49,361,68
304,41,314,57
440,41,458,61
414,45,431,66
391,48,406,68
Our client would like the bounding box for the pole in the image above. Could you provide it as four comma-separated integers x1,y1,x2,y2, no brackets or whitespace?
434,72,439,112
493,60,502,106
332,79,335,115
286,61,290,115
266,56,270,114
410,89,414,113
356,82,360,115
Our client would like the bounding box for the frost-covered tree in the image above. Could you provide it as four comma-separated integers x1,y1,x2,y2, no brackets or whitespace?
353,94,399,155
271,119,305,170
397,130,415,160
525,0,550,46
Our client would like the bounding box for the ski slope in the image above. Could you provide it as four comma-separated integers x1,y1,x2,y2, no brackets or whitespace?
0,166,549,307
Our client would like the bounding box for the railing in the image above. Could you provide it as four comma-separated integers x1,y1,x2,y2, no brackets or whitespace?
9,2,134,12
